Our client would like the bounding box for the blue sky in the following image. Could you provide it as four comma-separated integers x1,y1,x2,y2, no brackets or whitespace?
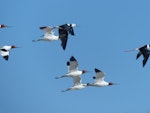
1,0,150,113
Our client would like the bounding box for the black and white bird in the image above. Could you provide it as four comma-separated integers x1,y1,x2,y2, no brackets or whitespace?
0,45,17,60
125,44,150,67
61,76,87,92
58,23,76,35
87,68,114,87
0,24,11,28
55,56,88,79
33,26,70,50
136,45,150,67
33,26,59,42
58,24,76,50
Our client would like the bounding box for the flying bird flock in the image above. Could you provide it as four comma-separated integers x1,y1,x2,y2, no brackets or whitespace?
56,56,114,92
0,23,150,92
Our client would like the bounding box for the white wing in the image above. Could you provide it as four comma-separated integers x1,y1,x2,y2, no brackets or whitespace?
40,26,55,35
94,68,105,83
73,76,81,86
67,56,78,72
0,50,9,57
1,46,11,51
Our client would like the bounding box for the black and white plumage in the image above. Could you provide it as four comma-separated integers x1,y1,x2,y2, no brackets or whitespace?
136,45,150,67
33,26,59,42
0,24,11,28
0,45,17,60
59,24,76,35
59,29,68,50
125,44,150,67
33,26,70,50
61,76,87,92
55,56,87,79
87,68,114,87
58,24,76,50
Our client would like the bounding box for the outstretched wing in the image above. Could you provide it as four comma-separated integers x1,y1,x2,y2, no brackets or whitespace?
73,76,81,86
60,24,75,35
139,45,150,67
59,29,68,50
40,26,55,35
94,68,105,83
143,54,149,67
136,52,142,59
0,49,9,60
67,56,78,72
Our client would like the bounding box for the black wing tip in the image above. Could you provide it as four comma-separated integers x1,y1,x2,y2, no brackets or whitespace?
71,33,75,35
95,68,101,73
39,26,47,29
143,60,147,67
3,56,9,61
143,63,146,67
61,44,66,50
70,56,76,61
142,55,149,67
67,61,70,66
136,52,142,60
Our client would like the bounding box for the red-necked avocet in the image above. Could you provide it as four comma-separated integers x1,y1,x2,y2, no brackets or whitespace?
55,56,88,79
0,45,18,60
0,24,11,28
125,44,150,67
61,76,87,92
87,68,114,87
32,26,68,50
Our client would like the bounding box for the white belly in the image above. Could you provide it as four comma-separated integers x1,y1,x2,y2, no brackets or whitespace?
71,85,85,90
94,81,109,87
44,35,59,41
67,71,82,76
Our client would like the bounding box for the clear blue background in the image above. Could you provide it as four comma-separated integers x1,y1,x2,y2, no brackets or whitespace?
1,0,150,113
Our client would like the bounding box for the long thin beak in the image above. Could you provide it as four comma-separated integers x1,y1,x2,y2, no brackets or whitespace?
86,71,92,73
124,49,136,52
113,83,119,85
15,46,22,48
6,26,12,28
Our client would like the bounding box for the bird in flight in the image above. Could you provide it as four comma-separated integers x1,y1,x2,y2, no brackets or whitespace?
125,44,150,67
0,24,11,28
55,56,88,79
32,26,59,42
32,26,73,50
57,23,77,50
61,76,87,92
87,68,114,87
0,45,18,60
